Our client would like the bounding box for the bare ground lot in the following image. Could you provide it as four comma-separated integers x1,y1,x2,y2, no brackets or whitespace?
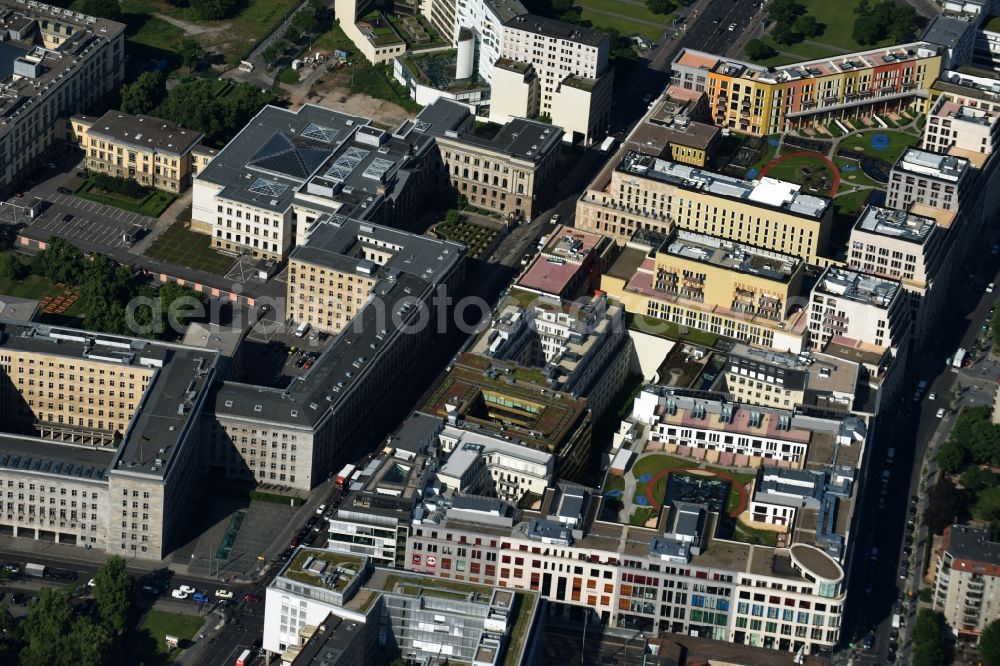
284,68,412,128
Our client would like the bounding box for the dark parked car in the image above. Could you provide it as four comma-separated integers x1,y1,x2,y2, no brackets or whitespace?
242,593,262,603
279,548,294,561
57,186,71,195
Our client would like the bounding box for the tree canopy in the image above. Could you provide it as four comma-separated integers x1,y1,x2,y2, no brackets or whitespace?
81,0,121,21
120,71,167,116
154,80,275,146
745,39,778,62
981,618,1000,666
911,608,947,666
93,556,133,636
853,0,920,45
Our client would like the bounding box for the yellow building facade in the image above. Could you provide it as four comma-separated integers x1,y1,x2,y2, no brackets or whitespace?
671,44,943,136
601,229,810,352
70,111,205,193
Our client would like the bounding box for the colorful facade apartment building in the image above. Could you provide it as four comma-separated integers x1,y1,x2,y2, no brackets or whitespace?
670,43,944,135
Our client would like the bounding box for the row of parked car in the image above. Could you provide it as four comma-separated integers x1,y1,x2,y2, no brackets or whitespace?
170,585,261,604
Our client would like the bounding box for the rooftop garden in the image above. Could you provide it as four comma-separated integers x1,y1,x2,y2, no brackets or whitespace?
628,313,719,348
503,592,537,666
283,550,362,591
563,75,598,92
358,11,405,47
382,574,489,601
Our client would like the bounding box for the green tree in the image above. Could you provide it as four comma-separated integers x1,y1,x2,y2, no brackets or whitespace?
852,12,883,45
178,38,205,72
975,487,1000,522
888,4,919,42
81,0,121,21
262,43,283,66
793,14,823,38
292,6,321,33
93,555,133,635
189,0,238,20
937,439,967,473
961,465,996,492
911,608,947,666
19,587,75,666
769,0,806,25
645,0,674,15
745,39,778,61
0,253,27,280
31,237,85,286
924,478,966,535
981,618,1000,666
771,21,802,46
68,616,112,665
120,71,166,116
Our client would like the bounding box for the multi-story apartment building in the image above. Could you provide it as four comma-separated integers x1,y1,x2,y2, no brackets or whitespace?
970,14,1000,75
628,386,867,469
422,355,593,481
406,475,857,654
471,289,632,417
429,101,563,221
670,43,943,136
601,228,811,353
0,321,219,559
934,524,1000,640
575,151,832,264
206,213,466,492
69,111,205,193
922,94,1000,162
262,549,539,663
886,147,972,213
807,267,910,357
437,423,554,501
495,14,612,143
0,3,125,196
515,225,615,302
846,205,946,342
286,215,464,335
723,344,859,412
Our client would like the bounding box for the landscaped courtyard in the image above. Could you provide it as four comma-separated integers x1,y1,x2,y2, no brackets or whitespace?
432,215,500,260
74,175,176,218
838,129,921,166
758,152,840,196
144,221,236,274
630,454,755,517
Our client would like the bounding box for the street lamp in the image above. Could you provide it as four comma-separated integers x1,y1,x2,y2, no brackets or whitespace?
624,631,646,665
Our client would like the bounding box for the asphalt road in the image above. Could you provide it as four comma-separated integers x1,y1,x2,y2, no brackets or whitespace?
838,237,1000,664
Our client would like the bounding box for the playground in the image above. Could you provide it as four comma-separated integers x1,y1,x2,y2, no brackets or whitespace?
630,454,754,519
757,152,841,197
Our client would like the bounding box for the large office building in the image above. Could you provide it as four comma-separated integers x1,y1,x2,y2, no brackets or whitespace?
286,215,465,335
515,225,615,302
922,93,1000,163
406,472,857,654
625,86,723,168
575,151,832,265
601,228,811,353
206,213,465,492
934,524,1000,640
670,43,943,136
422,354,593,481
69,110,211,193
0,321,219,559
470,289,632,418
0,2,125,196
262,549,539,664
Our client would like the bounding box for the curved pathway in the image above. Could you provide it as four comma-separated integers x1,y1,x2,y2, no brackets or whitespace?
640,465,749,517
757,150,841,197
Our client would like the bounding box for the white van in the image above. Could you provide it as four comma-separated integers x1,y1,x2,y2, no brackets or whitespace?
294,322,311,338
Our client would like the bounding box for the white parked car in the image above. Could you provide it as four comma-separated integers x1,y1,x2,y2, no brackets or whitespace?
989,282,995,294
87,578,96,587
171,589,189,600
928,393,936,401
178,584,196,595
215,589,233,599
936,408,946,419
316,504,326,516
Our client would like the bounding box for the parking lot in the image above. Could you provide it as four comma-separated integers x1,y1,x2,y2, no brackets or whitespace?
26,192,153,251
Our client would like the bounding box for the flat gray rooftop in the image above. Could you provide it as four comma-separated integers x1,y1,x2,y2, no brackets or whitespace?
664,229,799,281
619,151,829,219
0,434,114,482
815,267,899,308
855,205,935,244
291,214,464,285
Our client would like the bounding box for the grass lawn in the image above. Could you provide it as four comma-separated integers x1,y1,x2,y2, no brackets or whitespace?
631,454,754,514
138,610,204,660
604,475,626,494
84,0,302,68
349,62,422,113
834,159,882,188
578,9,665,41
145,221,235,274
0,253,85,319
733,519,779,546
629,313,719,347
762,154,838,195
833,189,872,223
749,135,782,171
629,506,657,526
838,129,920,166
75,177,176,218
748,0,898,63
